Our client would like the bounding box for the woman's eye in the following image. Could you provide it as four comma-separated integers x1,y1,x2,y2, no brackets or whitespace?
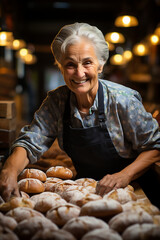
84,61,92,66
65,62,75,68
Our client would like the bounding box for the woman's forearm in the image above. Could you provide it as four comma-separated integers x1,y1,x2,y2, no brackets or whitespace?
2,147,29,176
120,149,160,181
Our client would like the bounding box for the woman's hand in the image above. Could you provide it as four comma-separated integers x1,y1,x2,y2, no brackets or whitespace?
0,168,20,202
96,171,131,196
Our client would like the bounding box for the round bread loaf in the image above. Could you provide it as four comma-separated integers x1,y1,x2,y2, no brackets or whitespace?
75,178,97,187
124,185,134,192
44,178,63,191
18,178,45,193
31,229,76,240
20,191,30,199
80,199,123,219
46,166,73,179
0,197,35,212
69,192,102,207
62,216,109,239
34,196,66,213
50,180,78,196
103,188,137,204
14,216,58,240
46,203,80,226
18,168,47,182
122,199,160,215
153,215,160,225
0,212,17,230
0,226,19,240
30,192,61,203
62,189,85,202
6,207,44,222
122,223,160,240
108,210,153,233
81,228,122,240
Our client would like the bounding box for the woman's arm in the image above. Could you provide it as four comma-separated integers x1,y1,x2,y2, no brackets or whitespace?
0,147,29,202
96,149,160,196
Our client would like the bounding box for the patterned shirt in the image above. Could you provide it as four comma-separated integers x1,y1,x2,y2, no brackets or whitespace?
11,79,160,164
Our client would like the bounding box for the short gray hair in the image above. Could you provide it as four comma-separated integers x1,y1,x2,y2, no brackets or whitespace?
51,22,109,68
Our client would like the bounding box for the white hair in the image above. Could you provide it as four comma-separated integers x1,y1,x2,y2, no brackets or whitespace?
51,22,109,68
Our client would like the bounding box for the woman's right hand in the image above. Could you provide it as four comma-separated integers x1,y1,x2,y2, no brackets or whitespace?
0,167,20,202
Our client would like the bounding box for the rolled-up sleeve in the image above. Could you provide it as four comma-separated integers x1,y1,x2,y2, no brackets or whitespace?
11,92,59,164
121,93,160,152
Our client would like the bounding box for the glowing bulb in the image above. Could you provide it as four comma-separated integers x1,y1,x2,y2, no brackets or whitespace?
25,54,33,61
13,40,20,48
111,32,119,42
0,33,7,41
122,16,131,26
137,44,145,53
123,50,133,61
20,48,28,57
150,35,159,45
114,54,123,63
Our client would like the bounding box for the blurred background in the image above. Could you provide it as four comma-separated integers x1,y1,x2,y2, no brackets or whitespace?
0,0,160,125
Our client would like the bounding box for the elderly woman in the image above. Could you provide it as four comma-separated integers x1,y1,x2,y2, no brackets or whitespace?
0,23,160,205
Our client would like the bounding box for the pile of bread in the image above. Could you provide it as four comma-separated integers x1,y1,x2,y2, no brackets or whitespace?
0,166,160,240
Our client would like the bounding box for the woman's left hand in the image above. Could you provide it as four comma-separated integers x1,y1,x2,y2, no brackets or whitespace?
95,171,131,196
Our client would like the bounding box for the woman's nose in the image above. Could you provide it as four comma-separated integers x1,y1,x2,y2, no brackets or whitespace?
75,65,85,78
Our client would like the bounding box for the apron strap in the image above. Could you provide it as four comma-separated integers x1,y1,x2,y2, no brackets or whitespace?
98,81,106,126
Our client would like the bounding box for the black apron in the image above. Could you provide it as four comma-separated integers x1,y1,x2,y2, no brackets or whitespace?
63,81,134,180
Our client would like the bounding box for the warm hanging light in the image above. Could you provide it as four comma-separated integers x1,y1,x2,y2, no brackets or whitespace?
122,50,133,62
133,43,149,56
150,34,159,45
16,48,31,59
110,54,125,65
115,15,138,27
0,31,13,46
12,39,26,50
23,53,37,64
105,32,125,44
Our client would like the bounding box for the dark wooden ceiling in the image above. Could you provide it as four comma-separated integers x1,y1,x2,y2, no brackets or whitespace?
1,0,160,47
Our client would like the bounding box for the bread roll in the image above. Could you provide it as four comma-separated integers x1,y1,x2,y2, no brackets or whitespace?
0,212,17,230
124,185,134,192
62,216,109,239
20,191,30,199
6,207,44,222
103,188,137,204
122,223,160,240
122,199,160,215
69,192,102,207
44,177,63,191
0,197,35,212
108,210,153,233
81,228,122,240
30,192,61,203
153,215,160,225
50,180,78,196
46,166,73,179
34,196,66,213
46,203,80,226
14,216,58,240
0,226,19,240
75,178,97,187
18,178,45,193
80,199,122,219
31,229,76,240
19,168,47,182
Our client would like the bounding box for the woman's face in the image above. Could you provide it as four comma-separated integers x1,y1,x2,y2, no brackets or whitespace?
61,39,103,96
